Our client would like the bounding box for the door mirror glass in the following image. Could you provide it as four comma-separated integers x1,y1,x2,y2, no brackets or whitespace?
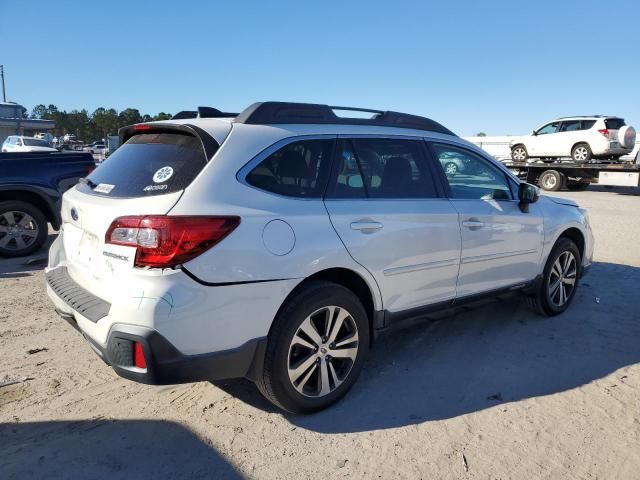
532,130,537,136
518,183,539,210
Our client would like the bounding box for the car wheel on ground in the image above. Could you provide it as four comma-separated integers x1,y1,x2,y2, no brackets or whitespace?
571,143,592,163
0,200,48,258
511,145,528,162
528,237,580,316
538,170,565,191
256,281,370,414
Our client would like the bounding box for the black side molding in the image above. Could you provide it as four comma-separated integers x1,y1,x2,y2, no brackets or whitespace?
381,278,540,328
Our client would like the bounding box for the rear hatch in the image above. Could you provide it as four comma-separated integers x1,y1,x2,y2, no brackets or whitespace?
603,117,625,143
60,125,225,302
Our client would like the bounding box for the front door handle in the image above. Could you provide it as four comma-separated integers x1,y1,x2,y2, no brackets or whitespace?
350,220,383,232
462,218,484,230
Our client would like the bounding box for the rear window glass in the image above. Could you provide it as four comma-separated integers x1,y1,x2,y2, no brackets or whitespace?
605,118,626,130
23,138,50,147
246,139,333,198
581,120,596,130
78,133,210,197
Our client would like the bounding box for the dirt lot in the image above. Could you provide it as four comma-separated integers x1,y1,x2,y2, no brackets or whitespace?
1,186,639,480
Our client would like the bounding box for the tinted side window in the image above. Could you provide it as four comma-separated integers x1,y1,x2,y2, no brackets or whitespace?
431,143,513,201
246,139,333,198
536,122,559,135
327,138,437,199
605,118,626,130
581,120,596,130
559,120,581,132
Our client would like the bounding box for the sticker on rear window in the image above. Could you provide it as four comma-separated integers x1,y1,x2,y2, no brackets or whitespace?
153,166,174,183
94,183,115,194
143,184,168,192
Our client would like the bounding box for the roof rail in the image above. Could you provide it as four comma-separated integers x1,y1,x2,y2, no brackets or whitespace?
234,102,455,135
170,106,239,120
557,115,605,119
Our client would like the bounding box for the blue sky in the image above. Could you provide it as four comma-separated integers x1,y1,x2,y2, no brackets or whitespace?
1,0,638,135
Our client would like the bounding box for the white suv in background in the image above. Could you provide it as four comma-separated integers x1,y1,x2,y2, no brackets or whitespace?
1,135,58,152
510,116,636,163
45,102,594,413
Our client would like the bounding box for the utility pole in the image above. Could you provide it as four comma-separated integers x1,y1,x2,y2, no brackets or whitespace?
0,65,6,102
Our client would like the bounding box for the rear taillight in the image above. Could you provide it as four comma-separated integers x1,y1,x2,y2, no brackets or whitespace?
105,215,240,268
598,129,609,138
87,165,95,175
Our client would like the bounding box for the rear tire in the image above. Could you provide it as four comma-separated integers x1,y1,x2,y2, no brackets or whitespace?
0,200,48,258
538,170,565,191
511,145,528,162
529,238,581,316
571,143,592,163
256,281,370,414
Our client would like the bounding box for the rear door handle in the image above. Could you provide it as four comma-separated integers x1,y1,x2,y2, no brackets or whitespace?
350,220,383,232
462,218,484,230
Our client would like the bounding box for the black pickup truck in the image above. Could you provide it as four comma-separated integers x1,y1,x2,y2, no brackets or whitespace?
0,151,95,257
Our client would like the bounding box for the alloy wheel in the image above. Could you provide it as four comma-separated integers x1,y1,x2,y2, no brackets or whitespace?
548,251,577,307
287,306,359,398
0,211,39,251
573,147,588,162
512,147,526,161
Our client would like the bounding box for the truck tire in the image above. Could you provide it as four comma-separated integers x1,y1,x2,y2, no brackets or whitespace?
571,143,591,163
511,145,528,162
0,200,48,258
538,170,565,192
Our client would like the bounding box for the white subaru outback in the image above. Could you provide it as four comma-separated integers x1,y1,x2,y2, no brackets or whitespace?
45,102,594,413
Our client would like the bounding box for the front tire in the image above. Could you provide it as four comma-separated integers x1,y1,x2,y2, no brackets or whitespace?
529,238,581,316
571,143,591,163
0,200,48,258
256,281,370,414
511,145,528,162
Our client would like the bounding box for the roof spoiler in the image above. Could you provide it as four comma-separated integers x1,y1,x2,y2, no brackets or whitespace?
118,123,220,160
171,106,239,120
233,101,456,136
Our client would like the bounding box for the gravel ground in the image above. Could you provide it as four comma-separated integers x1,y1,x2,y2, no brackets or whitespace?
1,186,639,480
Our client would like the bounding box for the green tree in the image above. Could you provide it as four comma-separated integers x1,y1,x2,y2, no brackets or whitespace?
476,132,487,137
118,108,142,126
153,112,172,121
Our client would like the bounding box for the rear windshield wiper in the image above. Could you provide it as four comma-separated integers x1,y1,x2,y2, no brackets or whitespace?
79,177,98,189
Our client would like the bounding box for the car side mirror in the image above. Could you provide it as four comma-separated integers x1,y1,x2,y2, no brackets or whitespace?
532,130,537,136
518,182,539,213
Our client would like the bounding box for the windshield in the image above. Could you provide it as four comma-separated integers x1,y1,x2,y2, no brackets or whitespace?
78,132,213,198
23,138,51,147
